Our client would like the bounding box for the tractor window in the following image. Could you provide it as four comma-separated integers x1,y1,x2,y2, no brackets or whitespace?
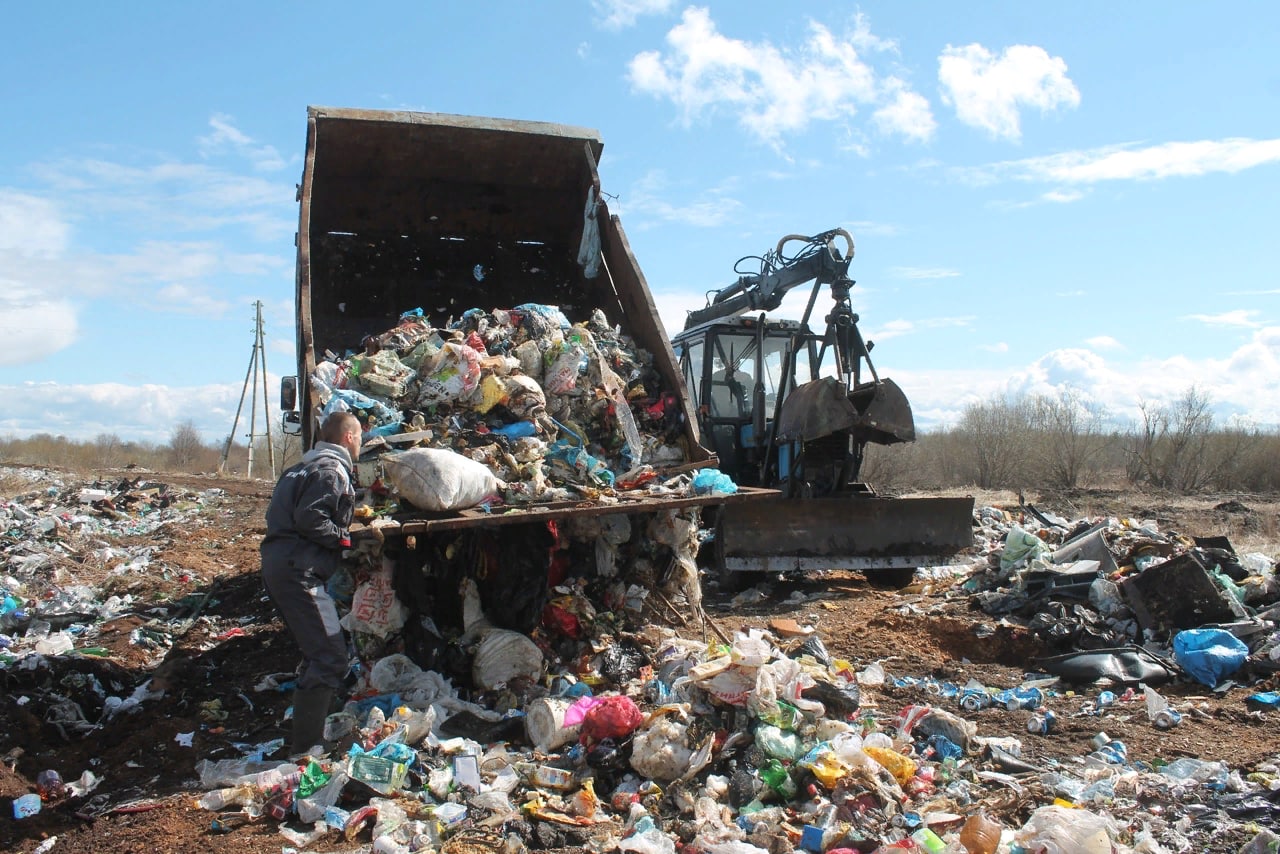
709,333,754,419
679,339,703,407
759,335,793,411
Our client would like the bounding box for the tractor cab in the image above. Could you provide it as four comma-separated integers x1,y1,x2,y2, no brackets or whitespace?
673,316,812,487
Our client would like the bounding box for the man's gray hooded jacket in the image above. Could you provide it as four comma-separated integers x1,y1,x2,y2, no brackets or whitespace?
261,442,355,582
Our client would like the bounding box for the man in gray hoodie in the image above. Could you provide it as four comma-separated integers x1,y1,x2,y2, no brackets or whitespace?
261,411,361,755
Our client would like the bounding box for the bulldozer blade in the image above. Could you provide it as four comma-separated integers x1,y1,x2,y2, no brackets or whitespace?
713,494,974,574
777,377,915,445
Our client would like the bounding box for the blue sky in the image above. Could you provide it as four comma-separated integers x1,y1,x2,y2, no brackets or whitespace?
2,1,1279,445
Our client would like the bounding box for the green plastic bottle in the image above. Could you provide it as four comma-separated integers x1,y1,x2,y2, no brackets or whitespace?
758,759,797,799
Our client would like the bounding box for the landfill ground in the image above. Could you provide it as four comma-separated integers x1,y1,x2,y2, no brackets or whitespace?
2,465,1280,853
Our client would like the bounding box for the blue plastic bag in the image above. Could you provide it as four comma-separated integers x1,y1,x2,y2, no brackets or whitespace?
1173,628,1249,688
692,468,737,496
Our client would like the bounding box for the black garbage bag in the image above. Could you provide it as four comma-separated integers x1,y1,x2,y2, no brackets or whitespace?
789,635,832,666
1028,602,1126,651
437,710,525,742
1035,645,1180,686
802,679,861,716
599,638,650,685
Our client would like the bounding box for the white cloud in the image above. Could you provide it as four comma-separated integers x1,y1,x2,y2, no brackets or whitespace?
0,380,264,444
0,281,79,367
592,0,675,29
0,191,71,257
865,315,973,342
979,342,1008,353
620,169,742,227
1042,189,1084,203
845,219,901,238
872,80,936,142
1184,309,1263,328
1086,335,1123,351
153,283,233,317
31,157,293,240
888,266,960,280
199,113,288,171
938,43,1080,141
970,138,1280,185
628,8,934,148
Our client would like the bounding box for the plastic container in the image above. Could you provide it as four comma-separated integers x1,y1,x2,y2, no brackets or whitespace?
12,793,41,819
959,812,1003,854
529,765,575,791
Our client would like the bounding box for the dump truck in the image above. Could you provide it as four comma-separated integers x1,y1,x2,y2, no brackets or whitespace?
672,228,975,587
280,106,766,546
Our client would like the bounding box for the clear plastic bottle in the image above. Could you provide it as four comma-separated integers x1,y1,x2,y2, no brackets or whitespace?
959,812,1003,854
36,770,66,801
196,784,256,811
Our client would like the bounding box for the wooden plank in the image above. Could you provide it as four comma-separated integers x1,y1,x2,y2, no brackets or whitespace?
296,114,320,449
351,486,777,537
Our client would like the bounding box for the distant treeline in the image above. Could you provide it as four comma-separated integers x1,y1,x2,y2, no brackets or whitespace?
0,419,301,480
863,385,1280,495
2,386,1277,494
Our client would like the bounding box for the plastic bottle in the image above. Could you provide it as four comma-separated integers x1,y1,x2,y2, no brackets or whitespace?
36,769,66,801
197,784,257,810
758,759,797,799
958,812,1003,854
911,827,946,853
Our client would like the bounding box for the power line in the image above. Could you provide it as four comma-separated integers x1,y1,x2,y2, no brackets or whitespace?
218,301,276,479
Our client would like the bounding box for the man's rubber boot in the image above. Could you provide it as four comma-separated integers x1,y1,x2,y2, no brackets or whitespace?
290,687,335,758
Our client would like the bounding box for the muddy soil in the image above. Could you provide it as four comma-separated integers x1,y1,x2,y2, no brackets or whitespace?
1,471,1277,853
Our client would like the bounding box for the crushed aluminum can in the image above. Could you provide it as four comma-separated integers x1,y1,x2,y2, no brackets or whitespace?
1152,708,1183,729
1003,687,1045,711
959,690,991,712
1026,710,1057,734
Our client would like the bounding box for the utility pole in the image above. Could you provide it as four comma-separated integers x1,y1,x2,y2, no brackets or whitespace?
219,301,277,479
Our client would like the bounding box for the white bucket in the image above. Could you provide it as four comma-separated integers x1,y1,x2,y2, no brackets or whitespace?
525,697,580,752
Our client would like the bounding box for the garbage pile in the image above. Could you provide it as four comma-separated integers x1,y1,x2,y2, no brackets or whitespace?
187,600,1280,854
181,500,1280,853
1,467,230,668
312,305,709,513
967,504,1280,693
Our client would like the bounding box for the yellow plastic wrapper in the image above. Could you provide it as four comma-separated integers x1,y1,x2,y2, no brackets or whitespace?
865,745,917,785
806,751,851,789
476,374,508,414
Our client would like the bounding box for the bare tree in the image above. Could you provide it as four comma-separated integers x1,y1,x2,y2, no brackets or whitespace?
1029,388,1111,488
954,394,1034,489
1125,386,1237,492
167,419,205,471
94,432,124,468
